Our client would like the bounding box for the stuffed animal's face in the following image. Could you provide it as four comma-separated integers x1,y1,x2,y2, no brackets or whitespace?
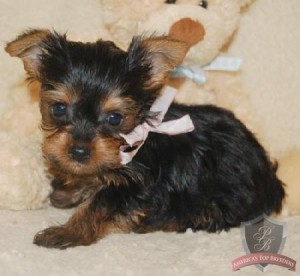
139,0,252,66
103,0,252,66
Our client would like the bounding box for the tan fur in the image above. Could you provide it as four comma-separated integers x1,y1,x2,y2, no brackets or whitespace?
5,29,50,77
141,37,189,89
28,81,41,102
42,130,122,176
5,29,50,57
102,92,140,133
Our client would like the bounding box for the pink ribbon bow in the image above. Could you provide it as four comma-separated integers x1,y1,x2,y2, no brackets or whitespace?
119,86,195,165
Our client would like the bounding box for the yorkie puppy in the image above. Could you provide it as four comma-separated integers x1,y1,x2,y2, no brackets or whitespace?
6,29,285,249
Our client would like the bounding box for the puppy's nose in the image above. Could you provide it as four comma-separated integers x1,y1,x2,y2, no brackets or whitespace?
68,145,91,162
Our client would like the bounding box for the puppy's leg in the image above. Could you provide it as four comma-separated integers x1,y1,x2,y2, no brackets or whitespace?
34,198,136,249
50,178,98,208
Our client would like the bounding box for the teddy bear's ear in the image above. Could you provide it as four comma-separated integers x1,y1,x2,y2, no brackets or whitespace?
127,36,189,89
5,29,51,79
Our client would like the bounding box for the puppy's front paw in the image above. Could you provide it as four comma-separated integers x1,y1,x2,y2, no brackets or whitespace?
33,226,89,249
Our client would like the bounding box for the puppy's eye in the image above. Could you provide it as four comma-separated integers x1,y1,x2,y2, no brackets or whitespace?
51,103,68,117
165,0,176,3
199,0,208,8
107,113,123,126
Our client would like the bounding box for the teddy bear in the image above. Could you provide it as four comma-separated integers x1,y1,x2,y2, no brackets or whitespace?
102,0,252,64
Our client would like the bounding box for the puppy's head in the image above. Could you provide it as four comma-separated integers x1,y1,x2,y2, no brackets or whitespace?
5,29,188,176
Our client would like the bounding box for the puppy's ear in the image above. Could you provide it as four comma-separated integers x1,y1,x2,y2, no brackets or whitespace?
5,29,51,79
128,36,189,90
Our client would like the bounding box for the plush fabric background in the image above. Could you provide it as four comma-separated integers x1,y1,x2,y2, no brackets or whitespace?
228,0,300,157
0,0,299,275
